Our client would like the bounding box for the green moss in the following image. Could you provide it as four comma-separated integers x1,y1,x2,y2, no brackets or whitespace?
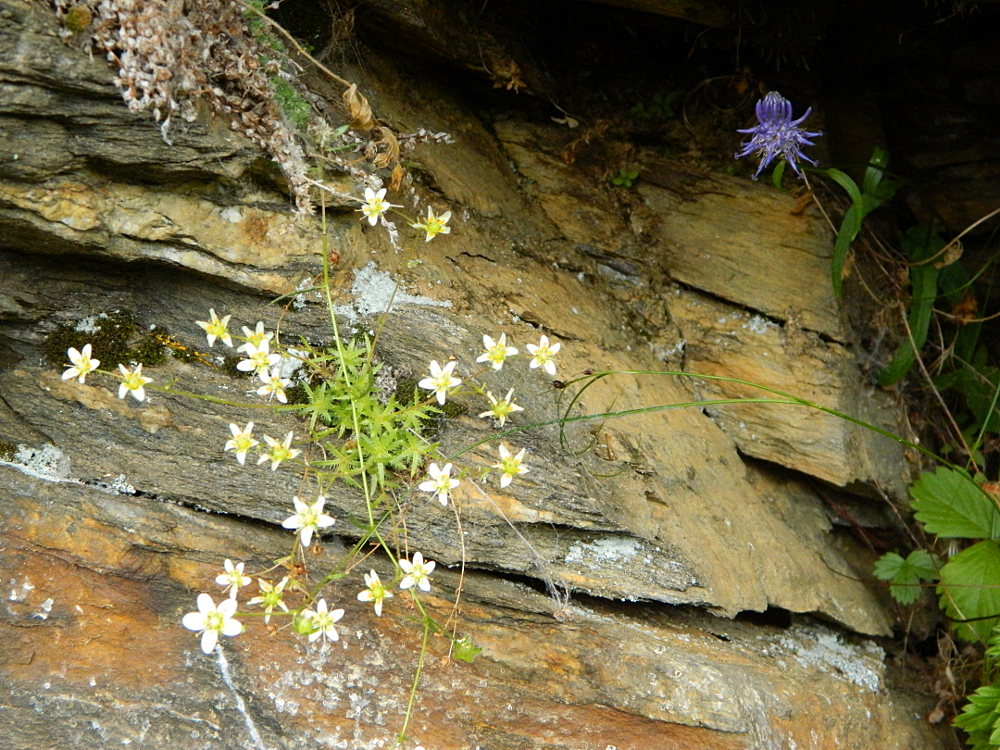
46,310,134,369
0,440,16,462
283,382,309,405
273,77,312,131
131,334,167,365
45,310,171,371
222,354,252,378
440,400,466,419
63,5,93,33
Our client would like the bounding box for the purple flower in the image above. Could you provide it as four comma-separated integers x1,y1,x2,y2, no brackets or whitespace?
735,91,822,179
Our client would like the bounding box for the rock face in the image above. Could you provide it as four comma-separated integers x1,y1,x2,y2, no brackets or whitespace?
0,2,946,748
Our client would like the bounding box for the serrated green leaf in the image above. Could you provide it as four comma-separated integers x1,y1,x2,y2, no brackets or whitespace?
873,551,906,580
910,467,1000,539
956,684,1000,735
874,549,939,604
938,540,1000,641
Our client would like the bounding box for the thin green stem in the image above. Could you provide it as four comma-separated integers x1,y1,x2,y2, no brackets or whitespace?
397,602,432,745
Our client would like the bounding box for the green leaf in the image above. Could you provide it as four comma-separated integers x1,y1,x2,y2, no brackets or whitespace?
824,167,863,207
831,203,861,298
910,467,1000,539
938,540,1000,641
874,549,939,604
862,147,890,196
452,635,482,663
877,226,945,385
955,683,1000,749
771,159,787,191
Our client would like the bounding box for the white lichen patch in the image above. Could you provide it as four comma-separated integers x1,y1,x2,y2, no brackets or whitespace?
745,315,778,335
5,443,73,481
566,536,646,566
776,625,884,692
263,642,405,748
335,262,452,326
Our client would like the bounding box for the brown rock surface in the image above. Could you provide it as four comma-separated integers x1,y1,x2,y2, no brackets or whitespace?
0,1,945,748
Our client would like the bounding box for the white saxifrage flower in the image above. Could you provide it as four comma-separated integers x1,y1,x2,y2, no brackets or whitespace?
117,363,152,401
215,559,251,599
418,462,460,507
256,367,290,403
410,206,452,241
399,552,436,592
237,339,281,376
418,360,461,405
478,389,524,428
195,309,233,348
302,598,344,643
62,344,100,384
526,335,561,376
357,570,393,616
182,593,242,654
493,443,529,488
475,333,518,371
248,577,290,624
258,431,300,471
282,495,336,547
357,187,396,226
224,421,258,466
236,322,273,354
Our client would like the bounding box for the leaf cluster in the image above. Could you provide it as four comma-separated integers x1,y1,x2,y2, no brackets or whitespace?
629,91,679,121
292,338,439,494
612,168,639,188
878,467,1000,641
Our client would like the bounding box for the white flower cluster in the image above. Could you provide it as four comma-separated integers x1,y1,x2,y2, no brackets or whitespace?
414,332,564,506
61,344,153,403
182,493,439,651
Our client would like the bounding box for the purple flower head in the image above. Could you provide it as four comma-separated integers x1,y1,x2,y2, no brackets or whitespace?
735,91,822,180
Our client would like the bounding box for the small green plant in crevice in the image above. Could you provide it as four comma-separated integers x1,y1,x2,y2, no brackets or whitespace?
629,91,679,121
612,167,639,188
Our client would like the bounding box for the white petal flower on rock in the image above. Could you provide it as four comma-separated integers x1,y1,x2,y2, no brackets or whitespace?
182,593,242,654
281,495,335,548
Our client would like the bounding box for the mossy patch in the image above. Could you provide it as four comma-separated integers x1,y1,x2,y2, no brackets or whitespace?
45,310,167,371
0,440,16,462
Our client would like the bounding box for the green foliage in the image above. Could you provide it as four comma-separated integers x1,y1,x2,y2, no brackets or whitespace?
874,549,939,605
910,467,1000,540
630,91,679,121
241,0,315,134
294,338,439,493
878,225,948,386
937,346,1000,455
272,77,312,131
939,541,1000,643
828,147,900,298
451,636,482,663
612,168,639,188
956,683,1000,750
